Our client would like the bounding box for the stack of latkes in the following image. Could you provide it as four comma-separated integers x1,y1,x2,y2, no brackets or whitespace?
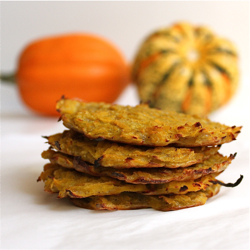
38,98,243,211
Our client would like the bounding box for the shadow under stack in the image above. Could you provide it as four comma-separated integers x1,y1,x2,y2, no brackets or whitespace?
38,98,243,211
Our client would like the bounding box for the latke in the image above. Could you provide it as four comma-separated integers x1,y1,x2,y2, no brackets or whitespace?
56,98,241,147
71,184,221,211
42,149,234,184
37,163,219,198
45,130,220,168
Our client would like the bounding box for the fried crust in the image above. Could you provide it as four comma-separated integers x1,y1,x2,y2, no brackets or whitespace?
38,163,220,198
45,130,220,168
42,149,234,184
71,184,221,211
56,98,241,147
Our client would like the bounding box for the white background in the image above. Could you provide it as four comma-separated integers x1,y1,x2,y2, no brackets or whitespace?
1,1,250,249
1,1,249,71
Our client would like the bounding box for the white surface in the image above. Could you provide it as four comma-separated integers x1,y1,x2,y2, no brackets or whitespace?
1,77,250,249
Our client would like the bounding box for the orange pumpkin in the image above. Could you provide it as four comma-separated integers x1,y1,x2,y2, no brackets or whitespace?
6,34,130,116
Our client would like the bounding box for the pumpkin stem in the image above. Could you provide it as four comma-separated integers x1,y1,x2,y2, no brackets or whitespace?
0,73,16,83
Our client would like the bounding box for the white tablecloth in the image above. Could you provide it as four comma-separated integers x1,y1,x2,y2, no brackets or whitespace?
1,80,249,249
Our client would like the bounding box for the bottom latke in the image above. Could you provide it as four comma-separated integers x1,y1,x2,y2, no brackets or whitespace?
71,184,220,211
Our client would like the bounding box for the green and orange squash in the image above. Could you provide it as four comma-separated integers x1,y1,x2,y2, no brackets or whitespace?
132,22,239,116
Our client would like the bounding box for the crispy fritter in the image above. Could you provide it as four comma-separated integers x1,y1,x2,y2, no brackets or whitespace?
56,98,241,147
42,149,234,184
71,184,221,211
45,130,220,168
38,163,220,198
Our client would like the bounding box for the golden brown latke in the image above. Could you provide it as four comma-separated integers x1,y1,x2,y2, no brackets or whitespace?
42,149,234,184
45,130,220,168
37,163,219,198
56,98,241,147
71,184,221,211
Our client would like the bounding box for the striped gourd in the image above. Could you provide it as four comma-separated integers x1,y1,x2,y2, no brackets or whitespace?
132,22,239,116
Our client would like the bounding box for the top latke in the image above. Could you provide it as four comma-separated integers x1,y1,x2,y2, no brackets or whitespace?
56,98,241,147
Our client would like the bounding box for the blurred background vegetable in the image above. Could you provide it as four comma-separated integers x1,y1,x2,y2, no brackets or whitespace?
132,22,239,116
1,2,248,118
1,34,130,116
